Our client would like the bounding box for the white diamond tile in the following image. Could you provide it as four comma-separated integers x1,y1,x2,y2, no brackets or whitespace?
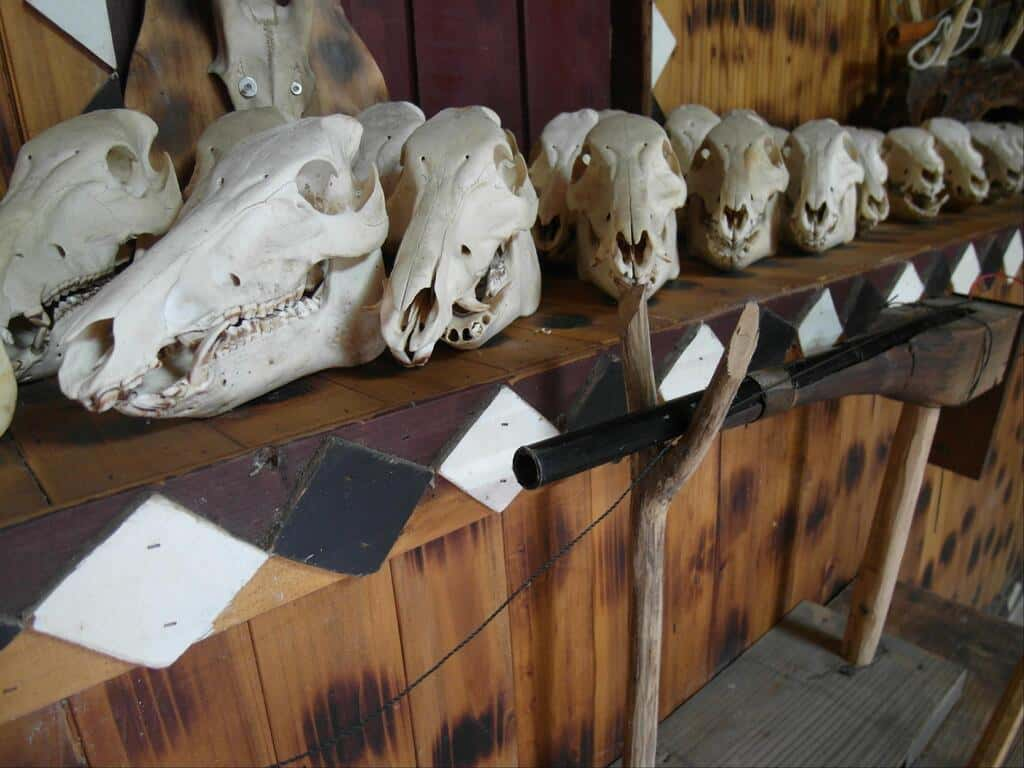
886,264,925,306
27,0,117,69
651,4,676,88
797,290,843,355
950,243,981,295
659,324,724,401
440,386,559,513
33,495,268,668
1003,230,1023,279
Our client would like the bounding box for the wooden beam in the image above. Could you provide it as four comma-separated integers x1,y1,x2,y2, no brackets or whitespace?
970,656,1024,768
843,403,941,666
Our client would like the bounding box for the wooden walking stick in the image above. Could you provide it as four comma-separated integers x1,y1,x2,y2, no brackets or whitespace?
619,289,759,767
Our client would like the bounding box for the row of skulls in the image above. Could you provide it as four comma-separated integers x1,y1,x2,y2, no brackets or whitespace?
0,103,1021,431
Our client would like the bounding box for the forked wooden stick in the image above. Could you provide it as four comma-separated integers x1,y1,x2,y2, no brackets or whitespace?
619,289,759,767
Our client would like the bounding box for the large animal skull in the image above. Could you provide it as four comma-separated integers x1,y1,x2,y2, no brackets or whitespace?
59,116,387,417
566,113,687,299
782,119,864,253
354,101,426,198
0,110,181,383
967,122,1023,199
884,127,948,221
665,105,720,173
529,108,600,260
923,117,988,210
846,128,890,230
210,0,315,119
380,107,540,366
0,254,13,436
686,111,789,271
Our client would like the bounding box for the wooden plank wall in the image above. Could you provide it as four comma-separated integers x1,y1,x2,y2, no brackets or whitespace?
0,2,1021,766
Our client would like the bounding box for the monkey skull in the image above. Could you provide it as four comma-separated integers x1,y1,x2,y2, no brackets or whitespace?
380,107,540,366
0,109,181,383
529,108,601,261
846,127,890,230
967,122,1023,199
685,111,789,271
566,113,687,299
884,127,948,221
59,116,387,417
782,119,864,253
923,117,988,210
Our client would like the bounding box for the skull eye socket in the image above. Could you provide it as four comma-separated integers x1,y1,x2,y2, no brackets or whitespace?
297,159,346,214
571,145,592,182
106,145,137,184
764,137,784,168
691,146,711,171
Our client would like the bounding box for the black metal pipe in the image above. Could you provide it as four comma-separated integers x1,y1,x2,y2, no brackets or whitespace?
513,303,970,490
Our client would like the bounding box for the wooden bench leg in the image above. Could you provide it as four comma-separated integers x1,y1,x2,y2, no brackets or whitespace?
843,403,940,667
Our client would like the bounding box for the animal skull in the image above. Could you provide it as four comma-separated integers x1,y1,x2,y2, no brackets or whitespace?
566,113,687,299
59,116,387,417
210,0,315,119
0,256,13,436
380,107,540,366
967,122,1023,199
923,117,988,210
782,119,864,253
884,127,948,221
665,105,720,173
846,127,890,230
354,101,426,198
529,108,600,260
685,111,789,271
0,109,181,383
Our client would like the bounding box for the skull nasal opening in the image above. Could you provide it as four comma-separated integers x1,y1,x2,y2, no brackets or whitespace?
805,200,828,225
723,205,748,232
402,287,437,333
616,231,650,266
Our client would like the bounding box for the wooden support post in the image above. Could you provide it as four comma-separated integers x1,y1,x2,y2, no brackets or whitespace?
970,656,1024,768
619,290,759,767
843,403,941,667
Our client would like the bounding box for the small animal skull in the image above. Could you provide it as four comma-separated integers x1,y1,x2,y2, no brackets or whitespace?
884,127,948,221
381,107,540,366
529,108,600,260
0,109,182,383
59,116,387,417
354,101,426,198
967,122,1023,199
210,0,315,119
846,128,890,230
923,117,988,210
782,119,864,253
566,113,687,299
665,105,720,173
686,111,789,271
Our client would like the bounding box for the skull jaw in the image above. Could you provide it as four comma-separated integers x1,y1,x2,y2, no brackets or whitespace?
62,253,385,418
687,196,782,271
856,186,890,231
576,217,680,300
888,182,948,221
785,190,858,253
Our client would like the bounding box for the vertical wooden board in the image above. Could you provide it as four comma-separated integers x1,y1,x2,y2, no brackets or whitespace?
521,0,610,147
249,569,417,768
390,515,517,767
0,41,23,195
342,0,417,102
899,463,944,588
69,623,276,767
0,1,111,138
503,474,597,767
411,0,526,143
588,460,631,765
0,702,85,768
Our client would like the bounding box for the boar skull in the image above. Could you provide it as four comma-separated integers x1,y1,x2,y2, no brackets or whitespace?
923,117,988,210
846,127,890,230
884,127,948,221
381,107,540,366
567,113,687,299
59,116,387,417
967,122,1023,199
210,0,314,119
529,108,601,261
686,111,789,271
665,105,720,173
354,101,426,199
0,109,181,383
782,119,864,253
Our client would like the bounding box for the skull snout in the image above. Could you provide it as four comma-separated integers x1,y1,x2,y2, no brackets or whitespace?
805,200,829,227
58,317,117,408
720,205,752,242
393,286,441,362
615,230,654,283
